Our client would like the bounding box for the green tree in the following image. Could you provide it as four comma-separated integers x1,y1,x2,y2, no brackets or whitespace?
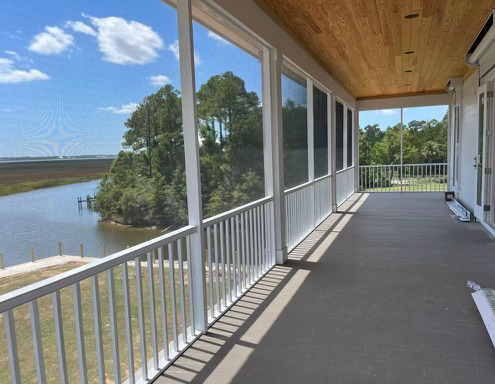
95,72,265,227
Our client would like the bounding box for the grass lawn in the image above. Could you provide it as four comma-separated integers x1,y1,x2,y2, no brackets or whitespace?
360,179,447,193
0,261,193,384
362,182,447,192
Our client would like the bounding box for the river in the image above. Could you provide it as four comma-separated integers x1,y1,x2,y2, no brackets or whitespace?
0,180,161,267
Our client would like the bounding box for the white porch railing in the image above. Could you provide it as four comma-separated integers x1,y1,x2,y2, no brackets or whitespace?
0,225,199,384
202,197,274,324
285,174,333,251
0,196,276,384
336,166,355,206
359,163,448,192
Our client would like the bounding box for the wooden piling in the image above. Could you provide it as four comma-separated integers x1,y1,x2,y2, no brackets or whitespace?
0,253,4,269
30,246,34,262
102,244,106,257
58,241,62,256
80,243,84,258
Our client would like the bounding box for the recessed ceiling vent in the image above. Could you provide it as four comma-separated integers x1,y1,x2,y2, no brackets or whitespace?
466,10,495,67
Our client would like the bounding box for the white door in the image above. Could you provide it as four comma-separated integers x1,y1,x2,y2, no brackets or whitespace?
475,83,494,222
485,85,495,228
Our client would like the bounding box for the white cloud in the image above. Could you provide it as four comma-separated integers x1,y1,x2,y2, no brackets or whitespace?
0,58,49,84
149,74,171,87
99,102,139,114
207,30,230,45
374,109,399,116
4,51,21,60
65,21,97,36
29,26,74,54
85,15,163,65
167,40,202,65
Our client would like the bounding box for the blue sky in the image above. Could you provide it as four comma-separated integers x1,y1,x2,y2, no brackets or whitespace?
0,0,262,157
359,105,449,131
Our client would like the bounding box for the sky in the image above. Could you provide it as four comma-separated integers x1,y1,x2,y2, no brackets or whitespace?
0,0,262,157
359,105,449,131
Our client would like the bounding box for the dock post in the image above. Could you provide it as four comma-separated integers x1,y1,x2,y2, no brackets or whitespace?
102,244,106,257
0,253,4,269
58,242,62,256
80,243,84,258
30,246,35,262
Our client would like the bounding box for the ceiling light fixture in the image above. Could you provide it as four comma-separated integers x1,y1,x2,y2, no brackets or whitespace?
405,13,419,19
404,51,414,54
405,70,413,73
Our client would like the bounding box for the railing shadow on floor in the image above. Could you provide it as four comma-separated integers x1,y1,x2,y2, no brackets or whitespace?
155,193,370,383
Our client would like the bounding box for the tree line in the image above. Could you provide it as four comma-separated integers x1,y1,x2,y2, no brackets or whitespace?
359,112,448,166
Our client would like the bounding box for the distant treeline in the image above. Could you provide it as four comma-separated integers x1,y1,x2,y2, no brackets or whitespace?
359,113,448,166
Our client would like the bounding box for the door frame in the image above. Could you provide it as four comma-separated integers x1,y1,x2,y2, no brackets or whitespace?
475,84,488,220
485,83,495,228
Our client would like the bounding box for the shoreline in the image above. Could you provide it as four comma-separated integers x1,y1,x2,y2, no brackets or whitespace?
0,176,107,197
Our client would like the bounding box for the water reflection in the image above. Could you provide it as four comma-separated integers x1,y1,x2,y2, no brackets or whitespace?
0,180,161,267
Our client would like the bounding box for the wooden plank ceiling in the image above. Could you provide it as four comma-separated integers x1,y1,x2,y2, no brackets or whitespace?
255,0,495,99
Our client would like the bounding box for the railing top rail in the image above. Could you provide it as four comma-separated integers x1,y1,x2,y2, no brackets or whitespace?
0,224,197,313
359,163,447,168
284,180,313,195
314,173,332,183
202,196,273,227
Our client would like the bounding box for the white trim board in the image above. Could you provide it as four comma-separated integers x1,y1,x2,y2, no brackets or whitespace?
357,93,450,111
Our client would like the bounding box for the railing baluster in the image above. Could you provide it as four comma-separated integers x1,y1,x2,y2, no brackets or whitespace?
30,299,47,384
146,252,159,370
249,209,254,284
72,283,87,384
177,239,187,344
186,236,195,336
107,268,122,383
53,290,69,384
168,243,178,352
134,257,147,380
231,217,237,299
213,223,221,312
254,207,259,279
226,219,232,304
122,262,135,384
258,206,263,275
5,309,21,384
261,204,266,272
157,247,169,359
241,212,246,291
206,226,214,318
219,221,226,307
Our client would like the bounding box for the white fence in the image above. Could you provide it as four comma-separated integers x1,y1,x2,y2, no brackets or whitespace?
0,197,275,384
285,174,333,251
202,197,274,323
359,163,448,192
336,166,355,206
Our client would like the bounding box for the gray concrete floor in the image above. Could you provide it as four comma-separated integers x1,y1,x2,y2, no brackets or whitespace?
156,193,495,384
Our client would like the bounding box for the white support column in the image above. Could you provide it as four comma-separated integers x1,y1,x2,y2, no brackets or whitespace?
354,110,359,192
400,107,404,191
327,92,332,179
307,78,315,226
263,48,287,265
343,104,348,170
330,94,337,212
177,0,207,333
